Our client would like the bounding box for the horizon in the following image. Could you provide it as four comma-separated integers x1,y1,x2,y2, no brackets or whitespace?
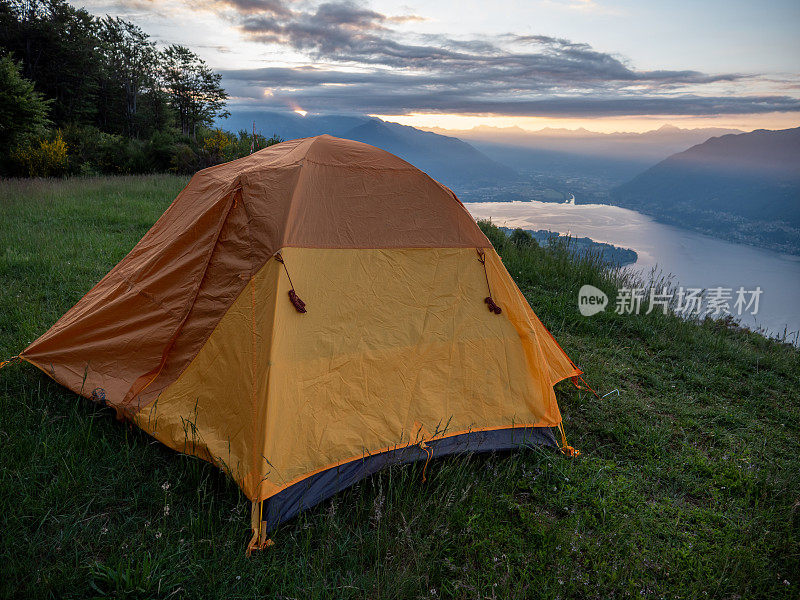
80,0,800,134
219,109,800,136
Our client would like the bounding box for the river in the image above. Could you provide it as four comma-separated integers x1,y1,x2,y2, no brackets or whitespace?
464,200,800,343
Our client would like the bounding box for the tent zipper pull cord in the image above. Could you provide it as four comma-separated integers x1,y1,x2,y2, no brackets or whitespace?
476,249,501,315
0,355,20,370
557,422,580,458
571,375,601,399
274,252,307,313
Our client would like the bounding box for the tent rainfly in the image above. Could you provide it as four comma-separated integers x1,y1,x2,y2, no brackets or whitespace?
4,135,587,553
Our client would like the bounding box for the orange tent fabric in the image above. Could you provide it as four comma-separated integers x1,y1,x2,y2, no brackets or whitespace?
18,135,581,550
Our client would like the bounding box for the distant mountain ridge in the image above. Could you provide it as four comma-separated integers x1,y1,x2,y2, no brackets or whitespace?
433,123,744,163
453,124,748,187
612,127,800,254
219,111,516,189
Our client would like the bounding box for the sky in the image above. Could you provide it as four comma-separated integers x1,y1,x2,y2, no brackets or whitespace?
81,0,800,133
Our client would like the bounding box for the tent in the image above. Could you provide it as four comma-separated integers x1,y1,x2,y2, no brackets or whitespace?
12,135,583,552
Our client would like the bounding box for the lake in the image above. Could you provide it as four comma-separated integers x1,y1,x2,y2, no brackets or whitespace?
465,200,800,343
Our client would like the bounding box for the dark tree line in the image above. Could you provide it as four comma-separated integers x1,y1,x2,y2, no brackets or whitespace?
0,0,264,177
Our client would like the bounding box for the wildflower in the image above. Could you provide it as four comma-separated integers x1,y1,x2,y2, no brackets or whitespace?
161,481,170,491
163,505,170,516
155,531,162,539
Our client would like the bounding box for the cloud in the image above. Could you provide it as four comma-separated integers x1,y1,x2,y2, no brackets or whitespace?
221,67,800,116
229,4,737,87
212,0,294,16
172,0,800,117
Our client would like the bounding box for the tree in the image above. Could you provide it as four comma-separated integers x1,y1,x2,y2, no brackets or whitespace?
0,53,50,149
0,0,101,126
160,45,229,138
97,16,159,137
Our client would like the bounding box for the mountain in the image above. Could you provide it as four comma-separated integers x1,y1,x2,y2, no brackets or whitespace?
440,124,743,164
437,125,745,191
218,111,516,189
612,127,800,254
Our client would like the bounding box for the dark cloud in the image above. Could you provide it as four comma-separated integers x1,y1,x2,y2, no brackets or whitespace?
222,69,800,116
199,0,800,117
213,0,294,16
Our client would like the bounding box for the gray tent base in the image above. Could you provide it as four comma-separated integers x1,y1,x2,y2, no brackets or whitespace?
262,426,558,531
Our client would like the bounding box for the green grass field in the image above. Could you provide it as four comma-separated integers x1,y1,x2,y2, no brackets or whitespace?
1,176,798,599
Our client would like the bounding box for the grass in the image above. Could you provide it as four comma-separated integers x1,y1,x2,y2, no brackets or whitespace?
0,175,798,599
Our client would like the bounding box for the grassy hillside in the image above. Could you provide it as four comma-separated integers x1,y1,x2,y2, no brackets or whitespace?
0,176,798,599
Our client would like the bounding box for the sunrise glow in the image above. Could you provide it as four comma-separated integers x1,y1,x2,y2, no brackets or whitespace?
371,112,800,135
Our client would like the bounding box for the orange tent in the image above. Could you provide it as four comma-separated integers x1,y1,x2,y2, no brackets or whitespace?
14,135,582,551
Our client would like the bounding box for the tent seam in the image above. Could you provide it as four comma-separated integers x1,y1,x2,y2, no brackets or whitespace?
122,184,242,410
252,254,284,501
